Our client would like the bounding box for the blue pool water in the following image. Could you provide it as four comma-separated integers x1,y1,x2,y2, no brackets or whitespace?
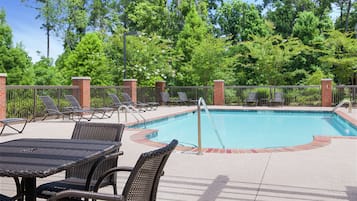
140,110,357,149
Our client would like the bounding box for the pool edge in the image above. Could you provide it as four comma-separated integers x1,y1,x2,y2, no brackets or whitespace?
128,107,357,154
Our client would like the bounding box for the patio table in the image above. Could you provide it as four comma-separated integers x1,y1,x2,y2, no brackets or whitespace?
0,138,120,201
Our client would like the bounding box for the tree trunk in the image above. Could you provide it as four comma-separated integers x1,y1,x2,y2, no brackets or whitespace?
344,0,352,32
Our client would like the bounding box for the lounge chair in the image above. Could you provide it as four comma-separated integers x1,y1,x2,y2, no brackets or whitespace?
244,92,258,106
160,92,181,105
36,122,125,199
122,92,159,110
177,92,198,105
0,118,27,135
270,92,284,106
39,95,86,121
64,95,115,119
48,139,178,201
109,93,144,112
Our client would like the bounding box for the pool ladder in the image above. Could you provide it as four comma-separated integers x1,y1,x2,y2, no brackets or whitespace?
117,105,146,128
332,100,352,113
197,97,225,155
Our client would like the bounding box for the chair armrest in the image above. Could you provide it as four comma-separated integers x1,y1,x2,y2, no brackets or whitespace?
48,189,124,201
92,166,134,192
85,151,124,190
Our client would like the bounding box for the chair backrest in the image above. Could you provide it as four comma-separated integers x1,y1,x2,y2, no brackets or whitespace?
92,139,178,201
122,139,177,201
122,92,133,104
247,92,257,100
64,95,82,110
67,122,125,183
109,94,122,107
160,92,170,103
177,92,188,102
274,92,284,101
39,96,60,112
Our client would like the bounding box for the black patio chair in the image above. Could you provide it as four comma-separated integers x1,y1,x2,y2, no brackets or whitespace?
39,95,88,121
122,92,159,111
109,93,131,110
65,95,115,119
270,92,285,106
48,139,178,201
177,92,197,105
244,92,258,106
36,122,125,199
160,92,182,105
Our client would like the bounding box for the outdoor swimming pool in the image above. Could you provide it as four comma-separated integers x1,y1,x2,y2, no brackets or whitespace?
142,110,357,149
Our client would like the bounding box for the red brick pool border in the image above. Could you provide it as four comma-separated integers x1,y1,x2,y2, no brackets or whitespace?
129,108,357,154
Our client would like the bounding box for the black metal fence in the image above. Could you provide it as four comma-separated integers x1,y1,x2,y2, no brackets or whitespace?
225,85,322,106
6,85,79,119
333,85,357,105
6,84,357,119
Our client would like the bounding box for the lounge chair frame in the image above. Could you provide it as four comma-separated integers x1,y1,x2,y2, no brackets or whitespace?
64,95,115,119
0,118,27,135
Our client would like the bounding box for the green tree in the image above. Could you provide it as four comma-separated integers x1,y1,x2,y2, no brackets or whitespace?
21,0,63,58
179,35,235,85
0,10,33,84
215,0,270,42
319,30,357,84
176,5,208,63
293,11,320,44
61,32,112,85
238,35,307,85
33,57,64,85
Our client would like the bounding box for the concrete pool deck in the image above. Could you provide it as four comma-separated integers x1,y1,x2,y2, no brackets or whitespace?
0,106,356,200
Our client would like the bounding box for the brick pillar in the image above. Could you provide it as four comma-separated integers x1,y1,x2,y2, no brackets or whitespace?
321,79,332,107
155,81,166,104
214,80,225,105
123,79,137,103
72,77,91,109
0,74,7,119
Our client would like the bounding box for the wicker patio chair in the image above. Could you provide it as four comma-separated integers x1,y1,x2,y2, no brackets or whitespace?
122,92,159,111
36,122,125,199
48,139,178,201
39,95,88,121
65,95,115,119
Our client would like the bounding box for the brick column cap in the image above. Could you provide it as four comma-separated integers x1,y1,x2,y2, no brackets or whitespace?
214,80,224,82
0,73,7,77
123,79,137,82
72,77,91,80
321,78,332,81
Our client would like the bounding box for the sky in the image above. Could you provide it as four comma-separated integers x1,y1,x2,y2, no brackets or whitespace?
0,0,63,62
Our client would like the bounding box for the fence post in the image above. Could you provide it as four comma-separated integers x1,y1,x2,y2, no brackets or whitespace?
214,80,225,105
0,73,6,119
72,77,91,108
321,78,332,107
155,81,166,104
123,79,137,103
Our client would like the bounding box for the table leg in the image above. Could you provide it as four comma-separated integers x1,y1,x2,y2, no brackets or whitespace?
23,177,36,201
